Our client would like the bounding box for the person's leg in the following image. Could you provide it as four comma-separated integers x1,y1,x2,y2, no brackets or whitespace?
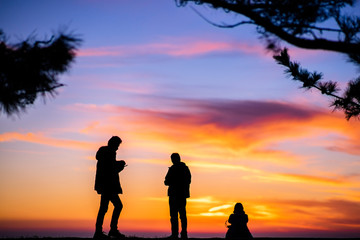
95,194,110,233
178,198,187,239
169,197,179,238
109,194,123,231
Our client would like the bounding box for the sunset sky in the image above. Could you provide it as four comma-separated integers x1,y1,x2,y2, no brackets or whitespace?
1,0,360,238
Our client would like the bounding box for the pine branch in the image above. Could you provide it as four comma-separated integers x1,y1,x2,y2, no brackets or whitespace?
274,48,360,120
0,30,82,116
177,0,360,55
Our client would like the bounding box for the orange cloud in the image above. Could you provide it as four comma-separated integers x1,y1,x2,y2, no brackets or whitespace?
0,132,95,150
266,173,350,186
66,98,359,179
250,198,360,231
105,99,326,164
80,121,100,134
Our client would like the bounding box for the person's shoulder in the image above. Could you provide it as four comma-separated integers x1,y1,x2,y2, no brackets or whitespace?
97,146,109,154
181,162,190,170
228,213,236,220
172,162,187,169
98,146,109,151
179,162,187,167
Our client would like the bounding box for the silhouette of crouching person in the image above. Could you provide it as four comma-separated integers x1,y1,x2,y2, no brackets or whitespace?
225,203,253,240
164,153,191,239
94,136,126,239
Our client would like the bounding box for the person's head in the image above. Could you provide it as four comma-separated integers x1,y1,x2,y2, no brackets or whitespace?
171,152,181,164
108,136,122,150
234,203,244,214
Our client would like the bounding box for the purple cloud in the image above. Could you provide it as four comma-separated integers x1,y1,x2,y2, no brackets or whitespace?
145,98,324,128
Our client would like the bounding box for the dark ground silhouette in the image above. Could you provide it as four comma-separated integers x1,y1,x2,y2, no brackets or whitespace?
0,237,356,240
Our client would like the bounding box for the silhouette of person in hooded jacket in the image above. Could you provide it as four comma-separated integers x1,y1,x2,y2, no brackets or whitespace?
94,136,126,239
225,203,253,240
164,153,191,239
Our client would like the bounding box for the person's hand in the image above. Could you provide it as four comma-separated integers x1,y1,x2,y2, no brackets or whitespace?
116,160,127,172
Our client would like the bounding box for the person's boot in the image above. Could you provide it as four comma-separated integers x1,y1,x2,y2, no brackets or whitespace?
167,234,179,239
180,217,187,239
108,229,125,239
180,231,188,239
93,230,109,239
170,218,179,239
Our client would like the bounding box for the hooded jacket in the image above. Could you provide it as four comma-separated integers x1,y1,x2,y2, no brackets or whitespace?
94,146,122,194
164,161,191,198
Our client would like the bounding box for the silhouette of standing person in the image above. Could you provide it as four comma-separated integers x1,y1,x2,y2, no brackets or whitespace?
164,153,191,239
225,203,253,240
94,136,126,239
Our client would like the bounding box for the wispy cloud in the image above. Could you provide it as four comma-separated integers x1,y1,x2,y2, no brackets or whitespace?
80,121,100,134
262,173,352,186
250,198,360,230
147,196,221,204
66,97,359,164
209,204,233,212
190,203,235,218
78,38,266,58
68,73,161,94
0,132,94,150
188,196,221,204
189,161,261,173
77,37,333,64
138,158,353,187
199,212,227,217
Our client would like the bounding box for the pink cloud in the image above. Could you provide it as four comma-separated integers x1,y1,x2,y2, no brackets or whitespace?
77,38,338,61
77,39,266,58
